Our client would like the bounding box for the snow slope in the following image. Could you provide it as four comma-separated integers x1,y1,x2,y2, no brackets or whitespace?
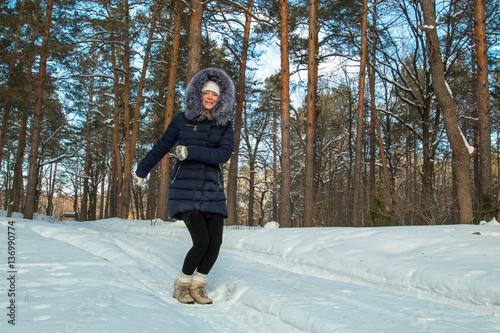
1,211,499,332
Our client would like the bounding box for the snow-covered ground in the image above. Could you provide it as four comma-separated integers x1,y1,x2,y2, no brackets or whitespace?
1,211,499,332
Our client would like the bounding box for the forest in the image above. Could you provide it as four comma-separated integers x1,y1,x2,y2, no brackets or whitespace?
0,0,499,228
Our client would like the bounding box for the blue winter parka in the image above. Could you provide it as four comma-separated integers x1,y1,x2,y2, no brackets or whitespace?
135,67,235,220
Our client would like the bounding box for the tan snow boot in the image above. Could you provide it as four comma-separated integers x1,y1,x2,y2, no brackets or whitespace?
173,279,195,304
189,280,213,305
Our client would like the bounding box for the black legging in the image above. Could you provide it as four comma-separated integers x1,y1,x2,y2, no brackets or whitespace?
181,210,224,275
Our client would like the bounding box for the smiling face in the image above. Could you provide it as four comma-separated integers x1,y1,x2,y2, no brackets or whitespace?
202,90,219,110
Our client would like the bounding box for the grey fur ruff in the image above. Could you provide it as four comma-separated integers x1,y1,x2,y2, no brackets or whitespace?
184,67,235,127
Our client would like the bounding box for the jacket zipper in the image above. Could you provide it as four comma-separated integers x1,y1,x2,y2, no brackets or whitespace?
171,162,182,184
218,165,222,188
186,124,197,131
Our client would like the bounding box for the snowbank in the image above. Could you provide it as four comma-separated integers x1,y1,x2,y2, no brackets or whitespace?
1,211,499,332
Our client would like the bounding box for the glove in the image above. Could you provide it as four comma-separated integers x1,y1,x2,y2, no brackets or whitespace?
176,145,188,161
134,174,145,186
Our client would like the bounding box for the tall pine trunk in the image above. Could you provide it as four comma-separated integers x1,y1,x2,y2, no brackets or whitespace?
109,37,123,218
8,19,36,218
421,0,473,224
303,0,319,227
0,0,26,168
81,75,95,221
227,0,253,226
158,0,182,221
118,0,132,218
279,0,291,228
272,105,278,222
351,0,368,227
368,0,391,209
186,0,204,82
368,40,391,212
474,0,492,218
119,0,160,218
24,0,54,219
471,39,481,211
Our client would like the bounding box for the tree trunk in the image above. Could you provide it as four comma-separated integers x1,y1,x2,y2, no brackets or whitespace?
24,0,54,220
132,184,145,220
227,0,253,226
497,135,500,219
82,75,95,221
368,0,391,209
158,0,182,221
368,61,391,207
421,102,437,223
105,173,112,218
118,0,132,218
8,20,36,218
119,0,160,218
279,0,291,228
351,0,368,228
89,175,98,221
73,179,79,220
346,88,354,227
471,40,481,211
474,0,492,215
421,0,473,224
244,106,264,226
186,0,204,82
303,0,319,227
146,165,158,220
46,162,57,217
109,37,123,218
3,158,12,210
248,156,256,226
0,0,26,168
369,69,376,200
100,172,105,219
272,103,278,222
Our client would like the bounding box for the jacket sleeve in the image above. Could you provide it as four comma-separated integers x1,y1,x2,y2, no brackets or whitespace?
135,115,180,178
185,121,234,165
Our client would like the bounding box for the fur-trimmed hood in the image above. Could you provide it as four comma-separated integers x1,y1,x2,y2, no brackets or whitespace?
184,67,235,127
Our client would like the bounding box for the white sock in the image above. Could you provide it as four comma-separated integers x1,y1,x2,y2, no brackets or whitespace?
178,272,192,283
192,272,207,284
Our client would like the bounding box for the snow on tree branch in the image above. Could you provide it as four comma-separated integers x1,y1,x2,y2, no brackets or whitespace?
41,154,78,166
459,126,475,156
75,74,114,80
445,81,453,99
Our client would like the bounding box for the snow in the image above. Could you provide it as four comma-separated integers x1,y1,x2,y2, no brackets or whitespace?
480,217,500,226
459,125,475,155
1,211,499,332
264,221,280,229
445,81,453,99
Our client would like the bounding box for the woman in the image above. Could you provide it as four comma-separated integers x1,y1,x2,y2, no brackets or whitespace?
135,67,235,305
